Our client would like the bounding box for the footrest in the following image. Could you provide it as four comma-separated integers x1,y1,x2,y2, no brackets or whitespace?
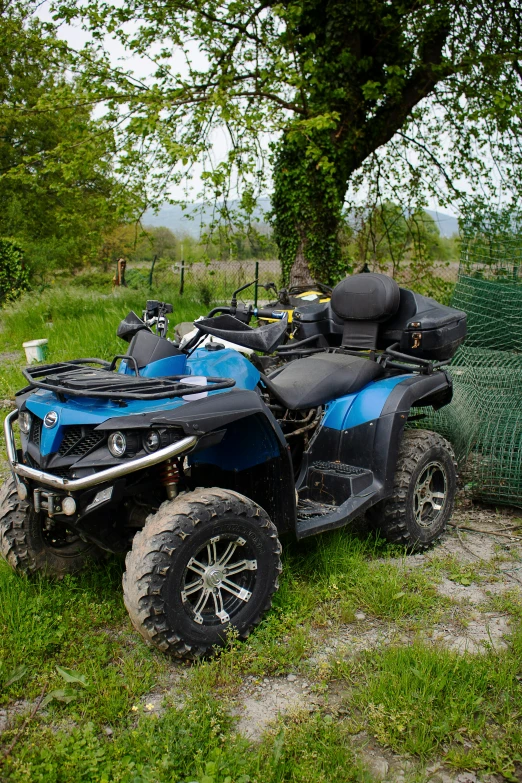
312,461,368,477
297,499,338,522
305,461,374,505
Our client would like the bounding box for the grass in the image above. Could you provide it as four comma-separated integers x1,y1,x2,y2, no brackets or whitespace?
0,284,203,399
5,700,370,783
342,630,522,779
0,559,166,725
1,284,522,781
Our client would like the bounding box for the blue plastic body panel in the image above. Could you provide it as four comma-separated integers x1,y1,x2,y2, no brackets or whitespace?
139,354,187,377
189,415,281,471
25,348,260,456
322,374,410,431
187,348,260,390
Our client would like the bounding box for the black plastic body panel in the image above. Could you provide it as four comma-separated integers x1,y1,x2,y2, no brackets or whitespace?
128,329,184,368
95,389,272,436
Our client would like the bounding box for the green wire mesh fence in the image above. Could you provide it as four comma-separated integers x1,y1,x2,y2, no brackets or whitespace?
422,217,522,506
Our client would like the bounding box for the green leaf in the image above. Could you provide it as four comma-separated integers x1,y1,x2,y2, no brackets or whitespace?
56,665,88,687
4,664,29,688
392,591,406,600
41,688,78,708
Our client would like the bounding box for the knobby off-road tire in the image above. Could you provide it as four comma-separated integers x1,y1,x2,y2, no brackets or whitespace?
367,429,457,552
0,475,100,576
123,488,282,659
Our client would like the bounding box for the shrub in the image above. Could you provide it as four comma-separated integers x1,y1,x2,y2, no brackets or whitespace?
0,239,29,304
70,271,114,290
196,281,214,307
125,268,149,289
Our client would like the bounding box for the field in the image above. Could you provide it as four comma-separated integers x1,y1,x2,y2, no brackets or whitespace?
1,287,522,783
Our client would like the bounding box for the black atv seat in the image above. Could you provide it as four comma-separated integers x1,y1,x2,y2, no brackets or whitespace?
263,352,384,410
331,272,400,350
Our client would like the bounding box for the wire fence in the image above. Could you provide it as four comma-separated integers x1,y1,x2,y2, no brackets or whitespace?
419,222,522,506
126,255,459,306
126,259,281,306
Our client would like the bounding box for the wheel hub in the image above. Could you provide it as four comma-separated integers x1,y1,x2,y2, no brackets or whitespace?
181,534,258,626
205,566,225,588
413,461,447,528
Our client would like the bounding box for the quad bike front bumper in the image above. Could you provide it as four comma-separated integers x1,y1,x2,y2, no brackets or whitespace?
4,409,197,495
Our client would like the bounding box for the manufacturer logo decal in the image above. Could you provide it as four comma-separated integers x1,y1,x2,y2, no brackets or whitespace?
43,411,58,428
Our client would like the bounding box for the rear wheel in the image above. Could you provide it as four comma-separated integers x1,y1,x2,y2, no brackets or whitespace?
0,475,100,576
367,429,457,551
123,488,282,658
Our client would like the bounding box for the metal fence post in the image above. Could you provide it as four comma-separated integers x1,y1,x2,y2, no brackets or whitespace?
180,257,185,296
254,260,259,308
149,254,157,288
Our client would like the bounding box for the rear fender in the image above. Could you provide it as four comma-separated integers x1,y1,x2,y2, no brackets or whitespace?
299,371,453,499
363,371,453,494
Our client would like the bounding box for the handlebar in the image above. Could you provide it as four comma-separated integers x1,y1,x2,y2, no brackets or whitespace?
205,304,286,322
207,306,234,318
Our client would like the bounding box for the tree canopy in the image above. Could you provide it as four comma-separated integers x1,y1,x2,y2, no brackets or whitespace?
0,0,141,273
20,1,522,281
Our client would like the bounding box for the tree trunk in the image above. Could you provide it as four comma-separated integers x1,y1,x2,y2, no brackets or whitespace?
289,235,314,286
271,131,349,286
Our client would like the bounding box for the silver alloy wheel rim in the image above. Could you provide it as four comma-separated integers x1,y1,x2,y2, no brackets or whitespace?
413,461,447,528
181,534,257,625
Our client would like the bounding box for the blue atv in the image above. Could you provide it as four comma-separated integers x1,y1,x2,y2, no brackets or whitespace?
1,273,466,658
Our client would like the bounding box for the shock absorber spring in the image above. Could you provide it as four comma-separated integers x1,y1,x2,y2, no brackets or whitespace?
160,458,180,500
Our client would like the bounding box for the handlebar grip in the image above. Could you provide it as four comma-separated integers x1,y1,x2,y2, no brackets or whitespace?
255,308,286,319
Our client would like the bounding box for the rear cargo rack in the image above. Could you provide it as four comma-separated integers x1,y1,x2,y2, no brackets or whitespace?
19,359,235,401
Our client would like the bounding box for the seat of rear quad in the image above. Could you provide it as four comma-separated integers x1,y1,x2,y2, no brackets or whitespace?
263,353,384,410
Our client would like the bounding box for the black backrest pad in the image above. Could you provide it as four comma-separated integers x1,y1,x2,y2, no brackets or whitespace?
331,273,400,322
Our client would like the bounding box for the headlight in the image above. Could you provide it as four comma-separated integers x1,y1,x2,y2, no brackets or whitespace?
108,431,127,457
143,430,161,453
19,410,32,435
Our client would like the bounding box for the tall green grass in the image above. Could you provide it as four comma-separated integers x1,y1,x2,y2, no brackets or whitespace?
0,286,203,398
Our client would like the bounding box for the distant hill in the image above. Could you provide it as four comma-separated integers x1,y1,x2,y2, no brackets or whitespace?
426,210,459,238
142,199,459,239
142,199,271,237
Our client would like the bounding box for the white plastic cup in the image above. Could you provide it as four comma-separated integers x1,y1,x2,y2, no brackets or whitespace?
181,375,208,401
22,339,48,363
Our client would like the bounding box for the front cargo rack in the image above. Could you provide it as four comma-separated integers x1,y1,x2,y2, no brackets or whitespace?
18,359,235,401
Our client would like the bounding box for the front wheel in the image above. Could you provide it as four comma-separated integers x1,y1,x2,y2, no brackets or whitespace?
0,475,101,576
367,429,457,551
123,488,282,658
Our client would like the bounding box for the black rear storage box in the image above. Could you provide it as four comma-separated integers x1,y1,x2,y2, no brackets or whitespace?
379,289,467,361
